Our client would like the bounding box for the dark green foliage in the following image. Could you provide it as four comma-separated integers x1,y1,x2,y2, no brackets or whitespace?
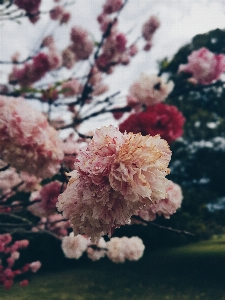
157,29,225,238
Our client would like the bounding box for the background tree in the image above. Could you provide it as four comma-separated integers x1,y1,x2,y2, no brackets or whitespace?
158,29,225,238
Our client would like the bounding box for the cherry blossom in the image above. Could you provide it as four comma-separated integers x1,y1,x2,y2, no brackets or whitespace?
119,103,185,144
128,74,174,107
57,126,171,242
0,96,64,178
178,47,225,85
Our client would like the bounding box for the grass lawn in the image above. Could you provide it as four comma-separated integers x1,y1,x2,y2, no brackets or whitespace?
1,235,225,300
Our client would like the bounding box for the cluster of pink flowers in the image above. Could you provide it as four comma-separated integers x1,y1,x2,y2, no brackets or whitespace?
9,49,62,87
106,236,145,263
0,167,41,201
119,103,185,144
103,0,123,14
127,73,174,108
70,26,94,60
61,79,83,98
49,5,71,24
86,237,107,261
89,67,109,96
29,181,62,217
57,125,171,242
61,233,144,263
13,0,41,23
137,180,183,222
0,234,41,289
96,23,131,73
178,47,225,85
142,16,160,50
61,47,77,69
61,233,90,259
0,96,64,178
13,0,41,15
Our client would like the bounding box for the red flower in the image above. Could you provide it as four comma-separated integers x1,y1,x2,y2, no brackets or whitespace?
119,103,185,143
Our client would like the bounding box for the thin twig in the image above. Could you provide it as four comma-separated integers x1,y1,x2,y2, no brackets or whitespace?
132,215,195,236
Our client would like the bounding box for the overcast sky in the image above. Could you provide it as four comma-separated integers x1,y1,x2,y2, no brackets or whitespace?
1,0,225,87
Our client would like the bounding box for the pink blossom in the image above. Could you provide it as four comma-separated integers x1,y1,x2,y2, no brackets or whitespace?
138,180,183,221
11,251,20,260
75,126,125,183
28,14,40,24
61,11,71,24
14,240,29,249
61,233,90,259
103,0,123,14
128,74,174,107
41,36,55,49
57,126,171,242
109,132,171,202
39,181,62,216
0,234,12,250
128,44,138,57
87,238,107,261
89,68,109,96
50,5,64,21
9,50,61,87
28,191,47,217
96,28,128,73
70,26,94,60
0,96,64,178
18,172,41,192
119,103,185,144
9,53,50,86
106,236,145,263
0,168,21,196
19,279,29,287
44,214,71,238
57,172,138,242
178,47,225,85
97,13,115,33
14,0,41,15
61,79,83,97
62,47,77,69
6,258,15,268
29,261,41,273
142,16,160,41
47,50,62,70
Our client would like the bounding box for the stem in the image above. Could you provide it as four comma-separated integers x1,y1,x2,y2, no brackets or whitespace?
132,215,195,236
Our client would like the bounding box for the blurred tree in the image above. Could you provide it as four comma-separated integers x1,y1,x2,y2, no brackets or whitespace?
157,29,225,238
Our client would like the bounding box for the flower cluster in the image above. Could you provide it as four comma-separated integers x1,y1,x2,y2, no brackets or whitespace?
70,26,94,60
0,234,41,289
178,47,225,85
9,50,62,87
142,16,160,50
61,233,90,259
13,0,41,23
29,181,62,217
127,73,174,108
61,233,145,263
0,96,64,178
137,180,183,222
119,103,185,144
106,236,145,263
57,125,171,242
50,5,71,24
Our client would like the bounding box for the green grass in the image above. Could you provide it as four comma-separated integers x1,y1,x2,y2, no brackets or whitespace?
1,236,225,300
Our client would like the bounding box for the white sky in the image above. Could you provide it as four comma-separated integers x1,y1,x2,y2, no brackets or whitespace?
1,0,225,86
1,0,225,132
